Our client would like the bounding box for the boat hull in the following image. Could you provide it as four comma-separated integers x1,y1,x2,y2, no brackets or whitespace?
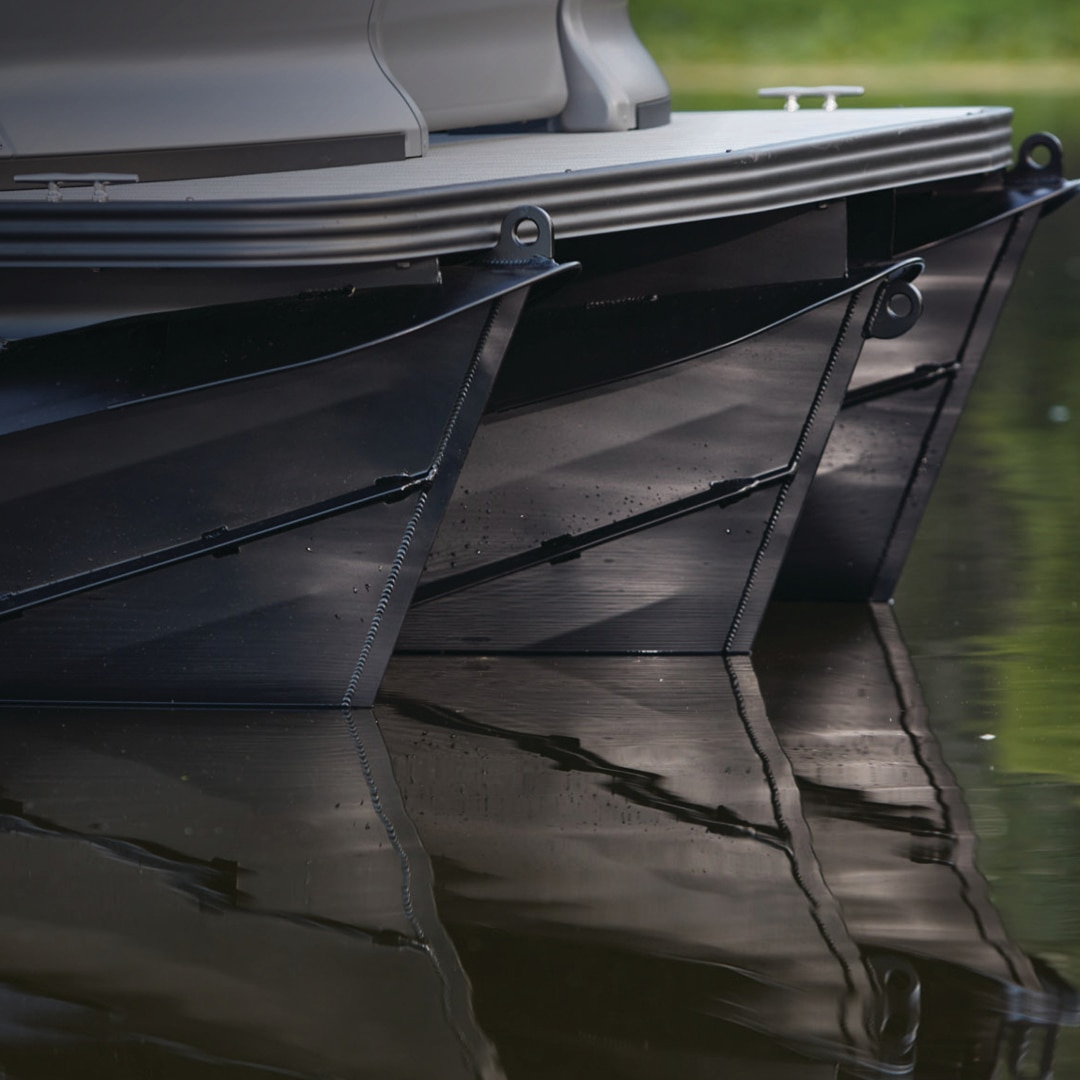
777,158,1079,602
0,244,570,707
1,114,1072,671
400,218,918,653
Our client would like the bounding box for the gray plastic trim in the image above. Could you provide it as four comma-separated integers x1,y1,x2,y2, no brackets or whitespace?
0,0,425,179
635,97,673,130
558,0,671,132
0,108,1015,268
377,0,568,131
0,135,409,190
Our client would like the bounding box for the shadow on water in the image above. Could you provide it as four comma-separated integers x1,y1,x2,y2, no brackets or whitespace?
0,602,1076,1078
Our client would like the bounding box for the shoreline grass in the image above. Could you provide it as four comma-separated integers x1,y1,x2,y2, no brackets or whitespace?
653,60,1080,98
629,0,1080,66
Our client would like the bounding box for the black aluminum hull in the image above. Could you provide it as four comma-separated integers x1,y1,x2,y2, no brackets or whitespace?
777,149,1079,602
1,116,1072,677
401,202,921,654
0,237,570,707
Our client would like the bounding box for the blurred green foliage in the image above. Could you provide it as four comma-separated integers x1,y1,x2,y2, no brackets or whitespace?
629,0,1080,63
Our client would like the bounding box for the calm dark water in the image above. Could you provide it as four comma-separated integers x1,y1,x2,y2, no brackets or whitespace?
0,96,1078,1079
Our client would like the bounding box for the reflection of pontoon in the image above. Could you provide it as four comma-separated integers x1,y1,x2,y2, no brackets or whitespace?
0,709,500,1078
0,1,1075,704
376,612,1077,1077
378,654,892,1076
756,603,1080,1076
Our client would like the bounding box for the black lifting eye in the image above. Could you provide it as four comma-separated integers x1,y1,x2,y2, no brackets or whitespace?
1011,132,1065,186
865,272,924,340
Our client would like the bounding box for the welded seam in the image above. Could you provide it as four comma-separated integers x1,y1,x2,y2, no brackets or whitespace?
340,492,430,710
339,299,502,708
343,708,424,940
867,212,1022,598
724,290,858,652
341,708,503,1078
725,658,861,1051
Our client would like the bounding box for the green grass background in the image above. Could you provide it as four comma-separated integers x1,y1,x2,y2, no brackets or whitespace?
629,0,1080,64
628,0,1080,100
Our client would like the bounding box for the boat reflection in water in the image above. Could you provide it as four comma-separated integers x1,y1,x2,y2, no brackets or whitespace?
0,707,500,1078
0,606,1074,1077
380,606,1078,1078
